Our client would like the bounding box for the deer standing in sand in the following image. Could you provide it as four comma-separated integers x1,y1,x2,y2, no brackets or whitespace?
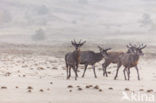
102,44,137,77
114,44,146,80
80,46,111,78
65,40,86,80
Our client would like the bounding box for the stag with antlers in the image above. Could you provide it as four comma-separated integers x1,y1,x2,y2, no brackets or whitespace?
65,40,86,80
114,43,147,80
102,44,137,77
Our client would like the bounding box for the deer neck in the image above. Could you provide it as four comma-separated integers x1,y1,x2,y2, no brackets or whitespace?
134,54,140,61
131,53,140,66
73,49,80,64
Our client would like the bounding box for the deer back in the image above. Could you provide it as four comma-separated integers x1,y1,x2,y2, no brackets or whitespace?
105,51,124,63
80,51,103,65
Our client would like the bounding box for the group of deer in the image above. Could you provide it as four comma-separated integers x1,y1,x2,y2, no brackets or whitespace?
65,40,146,80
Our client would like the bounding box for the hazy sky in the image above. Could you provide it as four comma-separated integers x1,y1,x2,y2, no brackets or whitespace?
0,0,156,36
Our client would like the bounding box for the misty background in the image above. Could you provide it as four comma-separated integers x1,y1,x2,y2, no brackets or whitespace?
0,0,156,45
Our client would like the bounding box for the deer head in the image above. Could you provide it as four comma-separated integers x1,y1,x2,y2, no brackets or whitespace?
126,43,147,55
136,44,147,55
71,40,86,50
97,46,111,58
126,43,137,53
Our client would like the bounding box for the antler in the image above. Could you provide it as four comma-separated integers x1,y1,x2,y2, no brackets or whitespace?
105,48,111,51
74,39,76,44
127,43,139,48
127,43,134,48
97,46,103,50
79,39,81,44
98,46,111,51
79,40,86,46
71,39,77,45
127,44,131,48
81,40,86,45
138,43,147,49
127,43,146,49
71,39,86,46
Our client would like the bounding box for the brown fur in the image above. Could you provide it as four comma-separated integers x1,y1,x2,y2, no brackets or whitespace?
114,50,143,80
102,51,124,76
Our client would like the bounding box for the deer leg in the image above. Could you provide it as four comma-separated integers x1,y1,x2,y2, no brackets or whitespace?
114,63,121,80
82,64,88,78
67,66,71,79
102,62,110,77
92,65,97,78
72,66,77,80
135,66,140,80
102,63,106,76
75,64,79,77
123,67,127,80
66,64,68,79
127,68,130,80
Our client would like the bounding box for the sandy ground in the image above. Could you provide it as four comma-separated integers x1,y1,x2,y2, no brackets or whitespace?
0,51,155,103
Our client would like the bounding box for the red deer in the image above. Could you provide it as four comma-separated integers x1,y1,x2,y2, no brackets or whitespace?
114,44,146,80
65,40,86,80
102,44,138,77
80,46,111,78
